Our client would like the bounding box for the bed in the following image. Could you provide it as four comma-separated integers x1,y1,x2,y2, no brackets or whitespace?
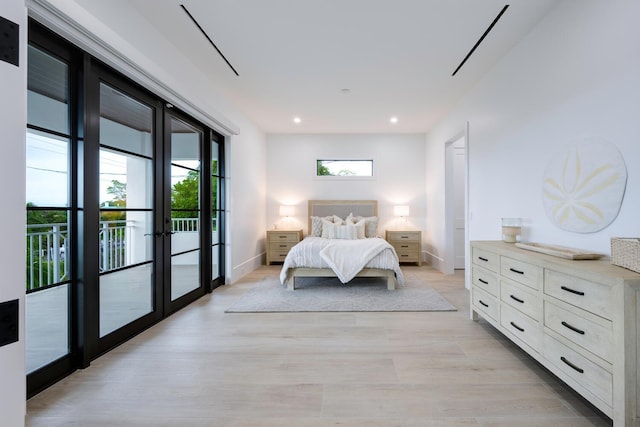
279,200,404,290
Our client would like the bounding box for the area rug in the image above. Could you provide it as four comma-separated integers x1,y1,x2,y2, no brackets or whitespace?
225,276,457,313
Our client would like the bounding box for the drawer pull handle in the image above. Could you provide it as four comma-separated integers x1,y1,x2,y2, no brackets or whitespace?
478,256,489,262
561,321,585,335
478,278,488,285
479,300,489,308
401,255,408,258
510,295,524,304
560,356,584,374
401,245,409,248
510,321,524,332
560,286,584,296
509,268,524,275
279,244,287,247
279,236,287,239
400,236,409,239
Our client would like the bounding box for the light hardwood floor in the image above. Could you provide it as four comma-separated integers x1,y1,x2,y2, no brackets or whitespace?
27,265,612,426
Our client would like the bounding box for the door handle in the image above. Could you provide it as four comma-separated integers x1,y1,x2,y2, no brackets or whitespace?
164,230,176,236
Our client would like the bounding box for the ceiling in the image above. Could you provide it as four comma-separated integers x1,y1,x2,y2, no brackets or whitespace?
79,0,560,134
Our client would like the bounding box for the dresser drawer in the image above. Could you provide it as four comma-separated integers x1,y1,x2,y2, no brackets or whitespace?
501,278,541,321
544,270,613,320
472,247,498,273
472,286,499,323
501,256,542,290
544,300,613,362
500,304,542,353
472,266,499,297
543,334,612,407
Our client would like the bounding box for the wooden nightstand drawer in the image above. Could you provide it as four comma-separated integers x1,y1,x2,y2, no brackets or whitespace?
268,231,301,242
266,229,302,265
386,231,420,242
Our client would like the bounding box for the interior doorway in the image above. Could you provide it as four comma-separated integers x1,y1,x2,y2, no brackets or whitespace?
444,131,467,274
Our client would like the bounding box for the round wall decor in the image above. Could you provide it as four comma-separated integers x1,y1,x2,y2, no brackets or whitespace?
542,137,627,233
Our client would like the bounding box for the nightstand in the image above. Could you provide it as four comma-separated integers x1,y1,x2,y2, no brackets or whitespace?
266,229,303,265
386,230,422,266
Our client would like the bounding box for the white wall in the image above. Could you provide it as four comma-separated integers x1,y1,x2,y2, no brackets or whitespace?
266,133,426,252
38,0,268,283
426,0,640,278
0,1,27,426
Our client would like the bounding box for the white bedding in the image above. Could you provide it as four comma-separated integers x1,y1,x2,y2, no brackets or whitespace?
279,236,404,285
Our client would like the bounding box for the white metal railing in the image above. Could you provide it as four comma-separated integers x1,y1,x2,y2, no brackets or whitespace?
26,217,215,291
99,220,134,273
171,217,199,232
26,222,69,291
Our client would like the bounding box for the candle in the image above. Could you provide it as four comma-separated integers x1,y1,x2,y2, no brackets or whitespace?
502,218,522,243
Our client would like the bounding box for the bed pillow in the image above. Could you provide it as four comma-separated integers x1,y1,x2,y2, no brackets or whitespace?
353,215,378,238
345,216,366,239
310,215,334,237
321,219,359,240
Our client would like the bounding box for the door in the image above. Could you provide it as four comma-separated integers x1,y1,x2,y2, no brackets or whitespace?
452,139,466,269
163,112,206,313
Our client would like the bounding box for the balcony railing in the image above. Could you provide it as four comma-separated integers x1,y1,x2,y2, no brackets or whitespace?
26,218,213,292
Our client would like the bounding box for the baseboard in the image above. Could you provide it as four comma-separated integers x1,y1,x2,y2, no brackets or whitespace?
231,253,263,284
424,251,446,273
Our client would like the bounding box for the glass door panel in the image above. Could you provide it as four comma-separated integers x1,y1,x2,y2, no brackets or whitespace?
98,83,155,337
25,45,71,374
169,117,201,301
211,138,222,283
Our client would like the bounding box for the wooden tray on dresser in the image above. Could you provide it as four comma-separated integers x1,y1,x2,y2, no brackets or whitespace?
515,242,603,260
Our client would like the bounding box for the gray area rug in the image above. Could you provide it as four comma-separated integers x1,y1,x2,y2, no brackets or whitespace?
225,276,457,313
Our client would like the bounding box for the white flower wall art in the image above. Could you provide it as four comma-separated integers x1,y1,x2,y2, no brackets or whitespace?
542,138,627,233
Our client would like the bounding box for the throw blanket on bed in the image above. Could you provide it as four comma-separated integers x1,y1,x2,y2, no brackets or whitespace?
319,238,391,283
279,236,404,285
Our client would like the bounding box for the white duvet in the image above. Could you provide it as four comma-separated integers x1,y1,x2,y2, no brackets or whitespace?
279,236,404,285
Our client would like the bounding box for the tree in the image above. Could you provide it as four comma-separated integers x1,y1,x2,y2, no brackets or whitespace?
172,170,199,218
106,179,126,205
101,179,126,222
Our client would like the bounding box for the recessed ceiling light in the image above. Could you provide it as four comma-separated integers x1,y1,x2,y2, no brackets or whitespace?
390,116,398,124
293,117,301,124
341,88,351,94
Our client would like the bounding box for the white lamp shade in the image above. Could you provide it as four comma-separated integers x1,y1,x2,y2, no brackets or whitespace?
394,205,410,217
279,205,295,217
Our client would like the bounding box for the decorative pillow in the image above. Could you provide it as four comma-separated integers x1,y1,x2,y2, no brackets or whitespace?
332,215,344,225
321,219,359,240
353,215,379,238
345,216,366,239
311,216,334,237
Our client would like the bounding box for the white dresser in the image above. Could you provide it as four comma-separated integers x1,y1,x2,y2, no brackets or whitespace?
470,240,640,426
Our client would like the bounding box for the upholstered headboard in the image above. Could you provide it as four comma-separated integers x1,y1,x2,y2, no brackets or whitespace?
307,200,377,234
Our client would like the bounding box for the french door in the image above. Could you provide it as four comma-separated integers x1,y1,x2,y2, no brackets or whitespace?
26,20,224,396
90,68,209,356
